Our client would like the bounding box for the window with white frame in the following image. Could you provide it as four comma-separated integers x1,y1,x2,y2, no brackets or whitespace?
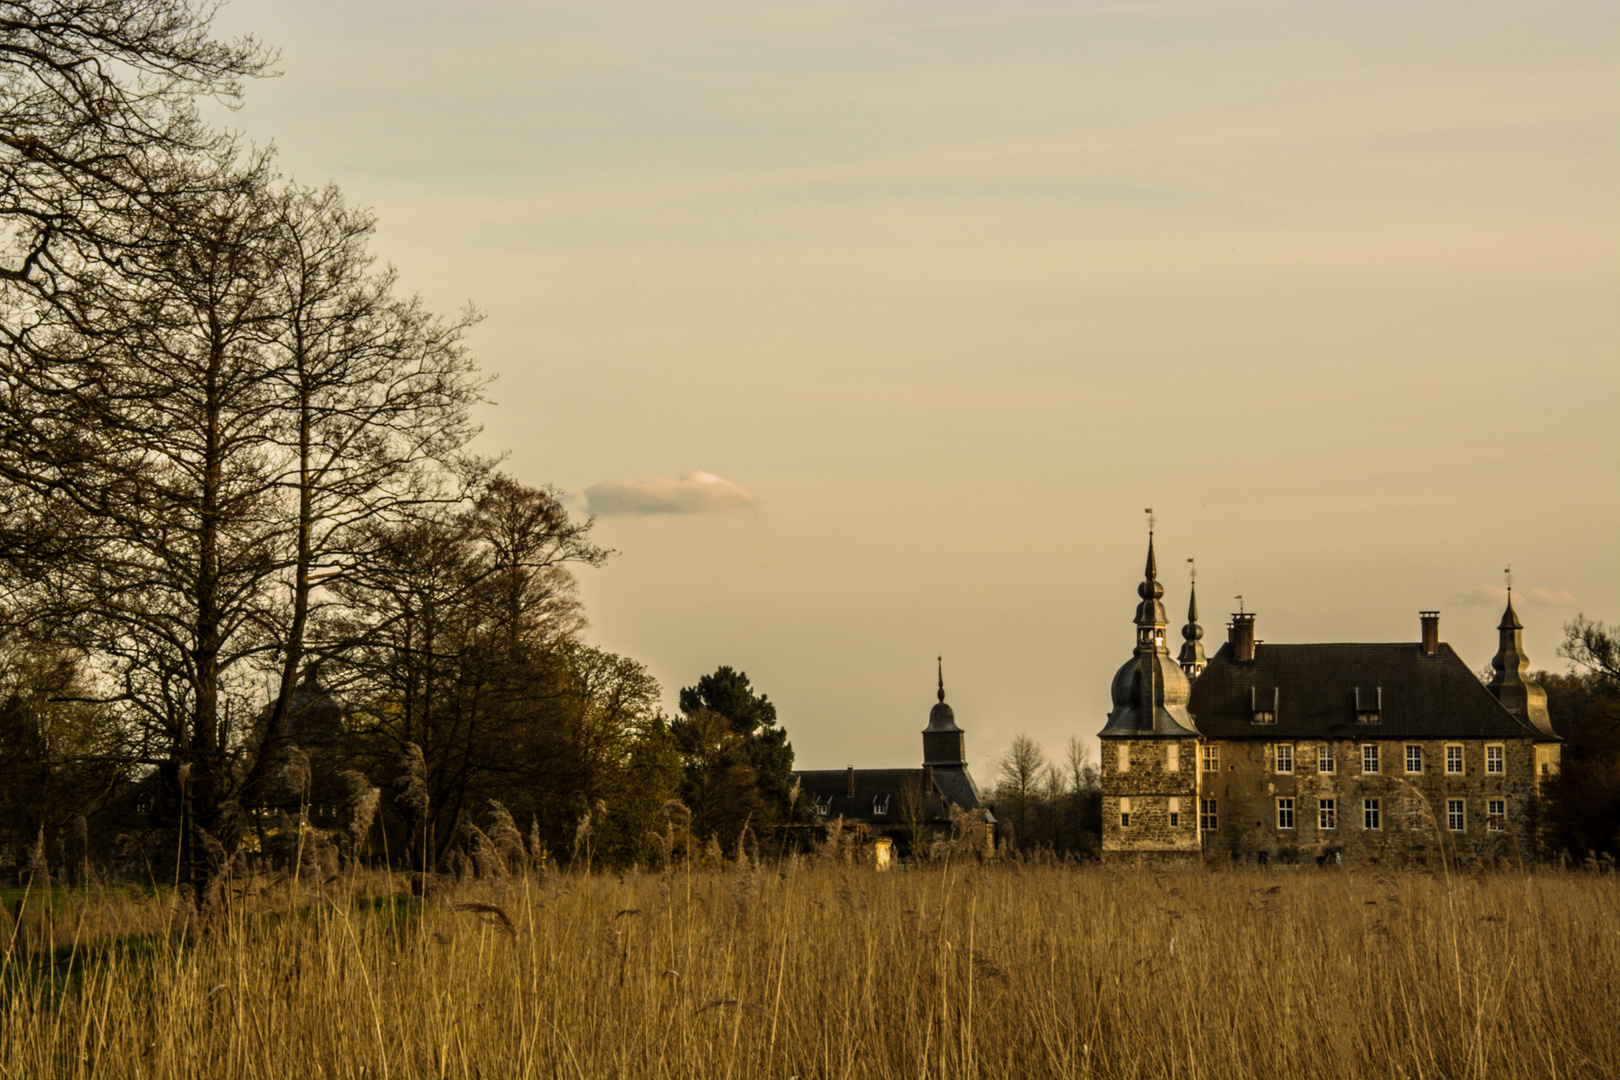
1446,745,1464,775
1202,745,1220,773
1447,799,1465,832
1364,798,1381,830
1276,744,1294,774
1363,744,1380,774
1486,745,1504,775
1119,797,1131,828
1117,742,1130,773
1405,745,1423,774
1318,744,1335,774
1200,798,1217,831
1167,743,1179,772
1169,796,1181,828
1277,798,1294,830
1487,799,1505,831
1319,799,1336,830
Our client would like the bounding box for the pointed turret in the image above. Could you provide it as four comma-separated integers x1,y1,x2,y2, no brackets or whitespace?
1177,581,1207,679
1101,535,1199,739
1487,591,1557,739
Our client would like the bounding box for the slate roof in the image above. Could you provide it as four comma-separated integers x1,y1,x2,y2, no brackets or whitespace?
1188,640,1551,742
796,766,987,823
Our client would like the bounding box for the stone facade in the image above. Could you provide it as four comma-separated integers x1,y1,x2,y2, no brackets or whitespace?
1100,738,1200,858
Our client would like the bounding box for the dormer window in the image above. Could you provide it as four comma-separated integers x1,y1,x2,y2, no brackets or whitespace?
1250,686,1278,725
1355,686,1382,724
872,795,890,817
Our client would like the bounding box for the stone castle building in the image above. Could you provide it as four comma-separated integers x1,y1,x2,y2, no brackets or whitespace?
1101,537,1561,865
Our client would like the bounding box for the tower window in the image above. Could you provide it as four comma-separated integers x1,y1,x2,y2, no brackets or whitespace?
1117,743,1131,773
1167,744,1179,772
1169,797,1181,829
1119,796,1132,829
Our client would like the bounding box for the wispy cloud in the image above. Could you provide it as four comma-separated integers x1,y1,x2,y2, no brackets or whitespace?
584,471,756,517
1456,585,1577,608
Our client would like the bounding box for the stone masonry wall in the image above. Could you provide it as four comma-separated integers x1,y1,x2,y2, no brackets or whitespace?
1101,738,1201,859
1198,737,1541,866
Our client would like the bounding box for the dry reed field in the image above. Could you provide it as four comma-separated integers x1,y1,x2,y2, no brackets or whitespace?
2,860,1617,1080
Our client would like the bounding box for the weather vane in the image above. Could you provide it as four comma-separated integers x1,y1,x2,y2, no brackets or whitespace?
1235,594,1244,614
1145,507,1155,533
1504,564,1513,595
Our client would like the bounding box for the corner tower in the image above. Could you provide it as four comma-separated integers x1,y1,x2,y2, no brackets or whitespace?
1099,534,1202,863
1177,579,1207,679
1487,590,1561,783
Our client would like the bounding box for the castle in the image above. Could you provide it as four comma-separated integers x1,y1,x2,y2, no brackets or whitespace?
1100,535,1561,865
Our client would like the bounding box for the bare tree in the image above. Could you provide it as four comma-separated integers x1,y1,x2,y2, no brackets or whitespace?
995,733,1047,851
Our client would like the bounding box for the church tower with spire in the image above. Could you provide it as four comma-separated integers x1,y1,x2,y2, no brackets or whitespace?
1099,531,1202,862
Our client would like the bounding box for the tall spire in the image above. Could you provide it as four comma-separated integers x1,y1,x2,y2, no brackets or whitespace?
1487,586,1554,738
937,655,945,703
1102,532,1199,739
1177,566,1207,679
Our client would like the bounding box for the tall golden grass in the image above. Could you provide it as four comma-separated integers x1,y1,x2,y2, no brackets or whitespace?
2,860,1616,1079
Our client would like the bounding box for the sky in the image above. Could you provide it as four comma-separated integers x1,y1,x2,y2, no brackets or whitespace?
207,0,1618,773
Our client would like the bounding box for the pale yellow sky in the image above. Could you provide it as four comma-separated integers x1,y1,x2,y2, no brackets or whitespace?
211,0,1617,771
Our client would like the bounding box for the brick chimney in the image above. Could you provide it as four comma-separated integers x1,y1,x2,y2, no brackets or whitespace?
1420,611,1440,656
846,765,855,798
1230,612,1256,662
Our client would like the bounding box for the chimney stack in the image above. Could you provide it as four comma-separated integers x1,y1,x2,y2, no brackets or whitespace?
846,765,856,798
1230,612,1257,662
1420,611,1440,656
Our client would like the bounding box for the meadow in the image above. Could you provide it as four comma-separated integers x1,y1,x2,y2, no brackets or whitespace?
1,859,1615,1080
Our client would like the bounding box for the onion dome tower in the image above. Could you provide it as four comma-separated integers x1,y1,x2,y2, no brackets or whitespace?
1177,579,1207,680
1101,535,1201,739
1486,589,1557,739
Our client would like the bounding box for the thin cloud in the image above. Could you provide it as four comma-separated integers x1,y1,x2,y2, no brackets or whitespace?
1456,585,1577,608
584,471,756,517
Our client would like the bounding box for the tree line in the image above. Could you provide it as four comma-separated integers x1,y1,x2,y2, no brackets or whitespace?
0,1,802,905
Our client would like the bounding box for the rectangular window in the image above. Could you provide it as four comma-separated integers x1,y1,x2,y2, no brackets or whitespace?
1318,744,1336,774
1486,746,1504,775
1363,744,1380,774
1488,799,1505,831
1276,744,1294,774
1117,743,1130,773
1319,799,1336,830
1200,798,1217,831
1277,798,1294,830
1120,796,1131,828
1364,798,1381,830
1406,745,1423,774
1202,745,1220,773
1447,799,1465,832
1446,745,1464,775
1167,743,1180,772
1169,796,1181,828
